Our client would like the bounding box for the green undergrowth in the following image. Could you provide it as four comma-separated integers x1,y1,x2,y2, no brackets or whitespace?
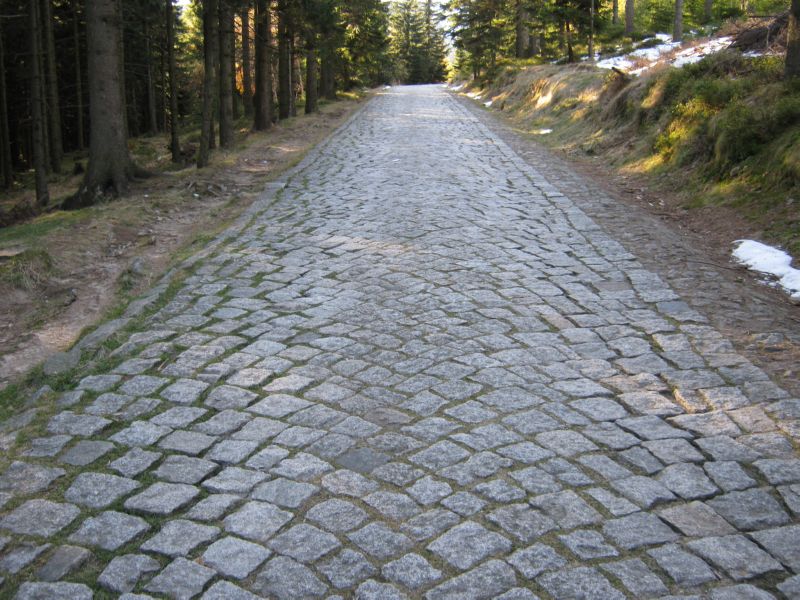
470,50,800,255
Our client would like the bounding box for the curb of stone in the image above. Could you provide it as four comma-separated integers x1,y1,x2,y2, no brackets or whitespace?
39,94,378,384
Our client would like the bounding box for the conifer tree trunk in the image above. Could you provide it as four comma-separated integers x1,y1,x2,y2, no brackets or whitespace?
74,6,85,150
673,0,683,42
305,43,318,114
253,0,271,129
241,3,253,117
30,0,49,206
219,0,234,147
277,0,291,120
144,17,159,134
66,0,142,208
787,0,800,78
291,36,301,117
625,0,635,35
199,0,219,166
167,0,180,161
613,0,619,24
41,0,62,173
321,48,335,100
703,0,713,22
231,30,239,120
515,2,531,58
0,27,13,189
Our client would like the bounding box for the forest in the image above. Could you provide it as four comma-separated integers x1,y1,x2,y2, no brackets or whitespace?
0,0,448,220
1,0,798,222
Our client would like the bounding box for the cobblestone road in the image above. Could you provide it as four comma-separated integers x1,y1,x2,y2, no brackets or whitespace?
2,85,799,599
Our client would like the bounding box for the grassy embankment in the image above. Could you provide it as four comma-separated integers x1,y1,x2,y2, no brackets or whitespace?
468,51,800,254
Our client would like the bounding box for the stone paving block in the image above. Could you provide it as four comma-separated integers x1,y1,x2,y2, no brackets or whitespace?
322,469,379,497
98,553,161,593
658,462,720,499
35,545,91,581
140,519,219,556
506,543,566,579
145,556,216,599
151,407,208,428
425,559,517,600
529,489,602,528
559,530,619,559
0,543,50,574
69,511,150,550
224,501,293,542
707,488,790,531
59,440,114,466
125,482,200,516
109,448,162,477
750,525,800,571
14,583,93,600
318,548,377,589
600,558,669,597
201,536,271,579
306,498,368,532
0,461,65,496
611,475,676,508
253,556,327,600
201,581,261,599
648,543,718,587
65,472,140,508
109,419,171,447
268,523,340,562
688,535,784,580
160,379,210,404
185,493,241,521
427,521,511,569
154,455,217,484
603,512,679,549
1,499,79,537
658,500,737,537
537,567,625,600
348,522,413,560
158,430,216,455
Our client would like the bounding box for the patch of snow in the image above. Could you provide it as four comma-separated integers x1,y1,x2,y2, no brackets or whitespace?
596,34,733,75
484,100,493,107
533,128,553,134
733,240,800,301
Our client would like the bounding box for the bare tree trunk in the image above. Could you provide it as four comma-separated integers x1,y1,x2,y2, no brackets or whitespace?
625,0,635,35
65,0,144,208
167,0,180,161
0,27,12,189
277,0,291,120
589,0,595,61
74,6,85,150
199,0,219,166
787,0,800,78
613,0,619,24
219,0,234,148
673,0,683,42
253,0,271,129
144,17,159,134
321,47,335,100
291,36,301,117
30,0,49,207
703,0,713,22
241,3,253,117
231,20,239,121
305,42,318,114
41,0,62,173
515,2,531,58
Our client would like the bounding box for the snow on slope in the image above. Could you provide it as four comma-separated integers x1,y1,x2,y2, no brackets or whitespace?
733,240,800,301
595,34,733,75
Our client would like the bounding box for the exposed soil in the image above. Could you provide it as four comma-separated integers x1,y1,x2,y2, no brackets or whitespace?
0,98,365,389
460,94,800,397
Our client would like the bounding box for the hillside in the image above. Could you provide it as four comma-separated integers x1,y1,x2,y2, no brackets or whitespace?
460,31,800,267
